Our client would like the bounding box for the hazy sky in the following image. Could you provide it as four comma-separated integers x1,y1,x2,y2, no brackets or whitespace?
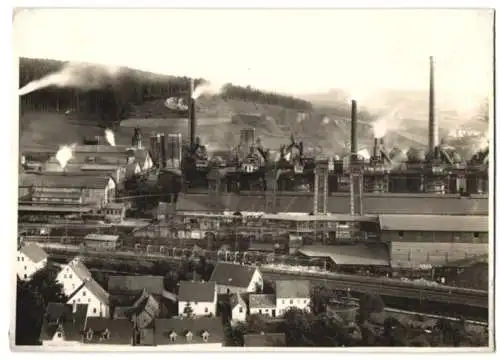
13,8,493,101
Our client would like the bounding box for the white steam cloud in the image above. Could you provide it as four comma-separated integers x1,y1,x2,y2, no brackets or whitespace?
192,80,224,100
371,107,403,139
322,116,330,125
357,149,371,160
105,129,116,147
55,144,75,170
164,97,189,112
19,62,123,96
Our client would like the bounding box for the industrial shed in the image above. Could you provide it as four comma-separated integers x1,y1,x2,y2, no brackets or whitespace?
379,214,489,243
84,233,120,250
19,172,117,207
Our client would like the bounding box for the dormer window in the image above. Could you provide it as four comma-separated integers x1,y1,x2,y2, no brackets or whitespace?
102,328,110,340
86,329,94,341
201,331,210,342
185,331,193,342
169,331,177,342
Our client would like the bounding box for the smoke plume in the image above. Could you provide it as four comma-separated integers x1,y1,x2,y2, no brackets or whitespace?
192,80,224,100
321,116,330,125
19,62,123,96
105,129,116,146
164,97,189,111
55,144,75,169
357,149,371,160
371,107,403,139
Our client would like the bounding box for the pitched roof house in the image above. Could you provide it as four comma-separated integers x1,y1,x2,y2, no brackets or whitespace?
275,280,311,316
16,243,48,280
82,318,134,346
39,303,89,347
68,278,111,318
56,257,93,297
178,281,217,317
209,263,263,294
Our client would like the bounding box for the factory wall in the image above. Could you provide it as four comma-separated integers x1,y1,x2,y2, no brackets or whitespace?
381,230,488,244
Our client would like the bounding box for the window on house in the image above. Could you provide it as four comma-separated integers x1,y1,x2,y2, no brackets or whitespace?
64,274,67,279
88,298,91,303
73,300,76,304
398,231,404,237
205,307,208,313
21,257,24,261
17,257,19,261
83,291,86,296
93,308,97,314
69,274,72,279
259,309,262,314
239,307,243,313
304,300,307,304
474,232,479,238
24,274,27,279
57,332,62,338
24,266,27,270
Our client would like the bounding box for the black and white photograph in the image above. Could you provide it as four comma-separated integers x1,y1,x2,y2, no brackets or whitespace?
10,7,494,351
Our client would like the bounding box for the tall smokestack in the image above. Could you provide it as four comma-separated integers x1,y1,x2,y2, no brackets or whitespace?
350,100,358,161
428,56,438,157
373,138,379,159
189,79,196,149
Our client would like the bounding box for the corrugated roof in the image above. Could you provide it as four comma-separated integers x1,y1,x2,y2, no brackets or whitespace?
244,333,286,347
178,281,215,302
210,263,258,288
248,294,276,309
84,234,120,242
298,244,390,266
275,280,310,299
19,172,113,189
176,192,488,215
83,318,133,345
19,243,48,263
379,214,489,232
153,317,224,345
108,275,165,295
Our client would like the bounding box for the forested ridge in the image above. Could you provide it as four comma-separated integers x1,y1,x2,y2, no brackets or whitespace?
18,57,313,127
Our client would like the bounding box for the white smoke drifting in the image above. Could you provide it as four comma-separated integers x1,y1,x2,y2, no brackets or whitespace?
164,97,189,112
105,129,116,146
192,80,224,100
19,62,123,96
55,144,75,170
357,149,371,161
322,116,330,125
371,107,403,139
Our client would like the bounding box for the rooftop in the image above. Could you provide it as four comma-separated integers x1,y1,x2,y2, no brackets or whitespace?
152,317,224,346
178,281,216,303
83,318,134,345
84,233,120,242
209,263,258,288
39,303,88,342
275,280,310,299
19,172,113,189
67,257,93,282
298,244,390,267
19,242,48,263
108,275,165,295
248,294,276,309
379,214,489,233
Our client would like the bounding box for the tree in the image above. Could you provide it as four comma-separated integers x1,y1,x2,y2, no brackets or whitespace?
27,266,68,312
280,308,314,346
310,285,334,315
358,293,385,323
183,302,194,317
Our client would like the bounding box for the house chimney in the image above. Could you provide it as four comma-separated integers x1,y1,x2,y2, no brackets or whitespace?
350,100,358,162
428,56,438,158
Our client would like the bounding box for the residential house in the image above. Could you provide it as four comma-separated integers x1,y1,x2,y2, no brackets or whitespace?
148,317,224,349
243,333,286,347
16,243,48,280
275,280,311,316
107,275,165,296
82,318,134,347
56,257,93,297
178,281,217,317
209,263,263,294
229,292,247,323
39,302,89,347
67,278,111,318
113,289,161,330
249,294,277,318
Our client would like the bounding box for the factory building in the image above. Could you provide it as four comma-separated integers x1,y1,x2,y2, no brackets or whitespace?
19,172,117,207
380,214,489,269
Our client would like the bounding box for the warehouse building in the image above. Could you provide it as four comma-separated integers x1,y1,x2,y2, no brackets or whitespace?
83,234,121,250
19,172,117,208
380,214,489,269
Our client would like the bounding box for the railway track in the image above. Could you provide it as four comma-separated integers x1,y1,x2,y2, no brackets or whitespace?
36,242,489,310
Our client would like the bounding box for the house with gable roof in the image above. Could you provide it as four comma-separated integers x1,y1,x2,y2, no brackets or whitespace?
67,278,111,318
275,280,311,316
39,302,89,347
209,263,263,294
249,294,277,318
229,292,248,323
178,281,217,317
82,318,135,347
16,242,48,280
56,256,93,297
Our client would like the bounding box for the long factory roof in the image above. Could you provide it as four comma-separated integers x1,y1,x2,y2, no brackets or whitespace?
379,214,489,233
19,172,113,189
176,192,488,216
18,205,93,213
298,244,390,267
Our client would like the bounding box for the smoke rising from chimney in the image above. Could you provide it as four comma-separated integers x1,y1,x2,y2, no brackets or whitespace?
191,80,224,100
371,107,403,139
105,129,116,146
55,144,75,169
18,62,123,96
